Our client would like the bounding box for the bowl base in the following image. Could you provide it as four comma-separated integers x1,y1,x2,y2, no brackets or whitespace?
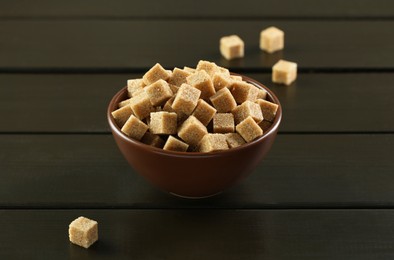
169,191,223,199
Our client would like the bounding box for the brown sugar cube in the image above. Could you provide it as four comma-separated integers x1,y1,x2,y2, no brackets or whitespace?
142,63,171,85
183,66,196,73
199,134,229,153
149,111,177,135
111,105,133,127
258,120,273,133
230,81,259,104
169,84,179,94
213,113,235,133
69,216,98,249
257,88,267,100
232,100,263,124
118,98,132,108
212,72,233,91
236,116,263,143
121,115,149,140
225,133,246,148
192,99,217,126
186,70,215,101
230,75,243,81
163,135,189,152
260,26,284,53
145,79,173,106
210,87,237,113
218,66,230,76
196,60,220,78
132,87,145,97
127,79,145,97
220,35,244,60
129,91,155,120
168,67,192,87
163,96,175,112
272,59,297,86
256,99,279,122
172,83,201,115
141,131,165,148
166,69,173,78
162,96,188,124
178,116,208,146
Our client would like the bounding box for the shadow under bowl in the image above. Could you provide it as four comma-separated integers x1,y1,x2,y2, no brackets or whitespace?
107,74,282,198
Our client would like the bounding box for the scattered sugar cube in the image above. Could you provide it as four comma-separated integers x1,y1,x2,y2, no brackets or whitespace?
145,79,173,106
172,83,201,115
230,81,259,104
212,72,233,91
111,105,133,127
199,134,229,153
178,116,208,146
220,35,244,60
192,99,217,126
141,132,165,148
196,60,220,78
186,70,216,100
225,133,246,148
232,100,264,124
129,91,155,120
258,120,273,132
163,135,189,152
236,116,263,143
210,87,237,113
213,113,235,133
260,26,284,53
121,115,149,140
149,111,177,135
69,216,98,249
168,68,192,87
127,79,145,97
272,59,297,86
256,99,279,122
143,63,171,85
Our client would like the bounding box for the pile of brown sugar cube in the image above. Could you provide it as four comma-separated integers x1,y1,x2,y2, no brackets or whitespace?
111,60,279,153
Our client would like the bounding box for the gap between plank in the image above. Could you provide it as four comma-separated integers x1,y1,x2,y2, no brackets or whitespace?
0,16,393,22
1,68,394,74
2,205,394,210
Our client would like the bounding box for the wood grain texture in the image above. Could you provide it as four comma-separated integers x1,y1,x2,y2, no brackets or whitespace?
1,209,394,259
0,21,393,71
1,73,393,133
1,134,393,208
1,0,393,19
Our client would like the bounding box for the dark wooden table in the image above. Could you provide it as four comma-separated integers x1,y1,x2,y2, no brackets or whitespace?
1,1,394,259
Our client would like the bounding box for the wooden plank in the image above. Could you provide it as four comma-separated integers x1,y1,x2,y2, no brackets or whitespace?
1,0,393,18
0,21,393,71
1,73,393,133
0,73,132,133
1,134,393,208
1,209,394,259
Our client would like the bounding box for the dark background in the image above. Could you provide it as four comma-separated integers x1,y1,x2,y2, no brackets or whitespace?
1,1,394,259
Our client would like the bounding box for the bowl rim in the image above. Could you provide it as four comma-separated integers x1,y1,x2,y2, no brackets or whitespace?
107,73,282,158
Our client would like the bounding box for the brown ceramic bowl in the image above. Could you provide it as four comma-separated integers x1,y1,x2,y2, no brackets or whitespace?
107,74,282,198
